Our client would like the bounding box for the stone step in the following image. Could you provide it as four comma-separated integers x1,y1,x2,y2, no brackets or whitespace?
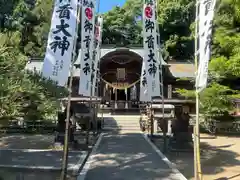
103,116,140,119
104,120,140,123
104,122,139,125
104,119,140,122
104,123,139,126
104,125,140,128
103,117,141,132
103,127,141,131
104,118,140,121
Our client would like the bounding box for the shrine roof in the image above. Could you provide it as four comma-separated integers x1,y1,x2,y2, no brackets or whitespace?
168,62,195,78
25,57,195,78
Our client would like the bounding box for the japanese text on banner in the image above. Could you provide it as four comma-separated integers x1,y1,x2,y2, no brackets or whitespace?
92,16,103,96
42,0,78,86
141,0,159,101
196,0,217,92
79,0,96,96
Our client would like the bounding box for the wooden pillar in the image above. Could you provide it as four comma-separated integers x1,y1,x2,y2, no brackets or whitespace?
103,84,105,97
125,88,128,109
114,88,118,109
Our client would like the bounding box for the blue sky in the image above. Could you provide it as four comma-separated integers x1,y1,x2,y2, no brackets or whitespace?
99,0,126,12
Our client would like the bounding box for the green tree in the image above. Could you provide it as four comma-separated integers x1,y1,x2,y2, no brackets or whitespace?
0,32,67,121
176,0,240,118
22,0,53,56
102,0,142,45
157,0,195,61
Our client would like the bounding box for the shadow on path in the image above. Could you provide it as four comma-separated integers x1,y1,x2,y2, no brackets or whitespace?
84,131,185,180
153,135,240,180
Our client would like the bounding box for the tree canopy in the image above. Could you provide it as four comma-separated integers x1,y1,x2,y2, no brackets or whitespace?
175,0,240,117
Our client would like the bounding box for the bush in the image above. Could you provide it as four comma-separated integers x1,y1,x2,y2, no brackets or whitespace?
0,33,68,122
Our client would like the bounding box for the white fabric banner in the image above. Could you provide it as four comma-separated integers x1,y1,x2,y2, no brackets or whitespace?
196,0,217,92
42,0,78,86
140,62,151,102
92,16,103,96
78,0,96,96
141,0,160,101
152,51,161,97
154,0,163,98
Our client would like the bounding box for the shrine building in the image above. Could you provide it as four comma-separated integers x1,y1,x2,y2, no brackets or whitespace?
25,45,196,113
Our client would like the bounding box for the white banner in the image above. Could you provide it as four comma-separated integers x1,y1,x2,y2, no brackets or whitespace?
92,16,103,96
196,0,216,92
42,0,78,86
141,0,160,101
140,62,151,102
153,0,163,98
152,53,161,97
78,0,96,96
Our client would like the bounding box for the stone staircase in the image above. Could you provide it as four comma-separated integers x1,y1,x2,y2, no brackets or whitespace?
103,115,141,132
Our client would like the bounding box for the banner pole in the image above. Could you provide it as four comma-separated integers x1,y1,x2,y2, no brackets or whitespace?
194,0,202,179
155,0,166,153
96,0,102,132
60,3,81,180
87,0,97,145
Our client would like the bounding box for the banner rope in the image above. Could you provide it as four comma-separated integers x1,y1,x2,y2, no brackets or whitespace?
101,78,140,90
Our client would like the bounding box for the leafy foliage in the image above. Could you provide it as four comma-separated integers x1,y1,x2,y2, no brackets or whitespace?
0,0,67,121
176,0,240,118
200,83,235,117
174,88,195,99
157,0,195,61
102,0,142,46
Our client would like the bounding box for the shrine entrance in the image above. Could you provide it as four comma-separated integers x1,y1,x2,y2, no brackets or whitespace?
110,89,129,101
100,48,142,109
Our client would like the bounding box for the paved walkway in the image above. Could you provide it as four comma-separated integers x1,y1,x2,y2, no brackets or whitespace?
79,132,187,180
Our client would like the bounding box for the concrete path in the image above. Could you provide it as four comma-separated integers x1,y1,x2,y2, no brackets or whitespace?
79,132,187,180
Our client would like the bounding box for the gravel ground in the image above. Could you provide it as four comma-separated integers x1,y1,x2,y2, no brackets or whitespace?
153,133,240,180
0,134,54,149
0,133,99,180
0,133,96,150
0,168,77,180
